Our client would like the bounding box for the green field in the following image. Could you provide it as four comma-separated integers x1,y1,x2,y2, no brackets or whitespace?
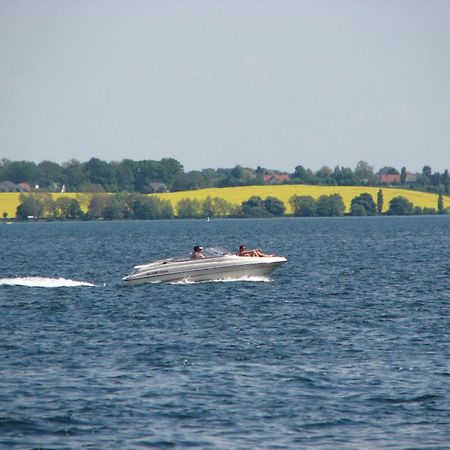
1,186,447,218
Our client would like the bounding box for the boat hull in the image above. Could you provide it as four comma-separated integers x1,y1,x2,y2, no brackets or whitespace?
122,256,286,284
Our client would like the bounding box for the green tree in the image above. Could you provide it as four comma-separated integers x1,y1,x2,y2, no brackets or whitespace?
289,195,317,216
101,196,126,220
177,198,203,218
241,196,272,218
202,196,216,218
437,192,444,214
131,195,174,219
172,171,210,191
66,198,83,219
2,160,39,184
332,167,357,186
63,159,89,191
315,166,333,184
86,194,109,220
422,207,436,215
112,193,134,219
22,192,54,217
16,193,47,219
400,166,407,185
263,196,285,216
218,165,258,187
53,197,83,219
316,194,345,216
422,165,432,179
0,158,9,181
132,160,161,193
350,193,376,216
291,165,314,183
37,160,66,187
211,197,237,217
354,161,376,184
443,169,449,194
350,203,367,216
388,196,414,215
377,189,384,214
378,166,399,175
83,158,118,192
79,182,105,193
16,199,42,219
159,158,184,185
255,166,265,183
198,196,236,218
114,159,136,192
158,198,175,219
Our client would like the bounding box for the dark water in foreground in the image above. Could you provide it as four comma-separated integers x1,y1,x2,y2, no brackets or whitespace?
1,217,449,449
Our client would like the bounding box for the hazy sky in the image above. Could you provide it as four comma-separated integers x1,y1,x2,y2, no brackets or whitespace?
1,0,449,173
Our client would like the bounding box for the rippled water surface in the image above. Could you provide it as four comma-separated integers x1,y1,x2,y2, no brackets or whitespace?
1,217,449,448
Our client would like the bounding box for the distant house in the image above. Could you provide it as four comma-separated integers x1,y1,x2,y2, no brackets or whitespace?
17,182,33,192
147,182,169,193
405,172,417,183
380,174,401,185
263,172,290,185
380,172,417,185
0,181,19,192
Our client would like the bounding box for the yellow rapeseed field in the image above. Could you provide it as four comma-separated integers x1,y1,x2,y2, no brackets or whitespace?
156,185,447,215
0,192,84,218
0,186,447,217
0,193,21,218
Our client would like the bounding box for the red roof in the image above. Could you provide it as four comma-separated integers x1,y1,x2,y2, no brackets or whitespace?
263,173,290,184
380,174,400,184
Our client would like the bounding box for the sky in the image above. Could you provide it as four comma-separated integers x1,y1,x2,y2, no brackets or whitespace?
1,0,449,173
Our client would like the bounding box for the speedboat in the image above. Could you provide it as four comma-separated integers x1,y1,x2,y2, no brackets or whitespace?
122,247,287,284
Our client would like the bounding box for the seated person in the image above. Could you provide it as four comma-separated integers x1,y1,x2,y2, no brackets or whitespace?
191,245,205,259
237,244,272,257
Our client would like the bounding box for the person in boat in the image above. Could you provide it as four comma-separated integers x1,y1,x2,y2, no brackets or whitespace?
237,244,272,257
191,245,205,259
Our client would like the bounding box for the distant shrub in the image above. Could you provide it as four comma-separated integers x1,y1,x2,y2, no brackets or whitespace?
350,193,376,216
177,198,203,218
388,196,414,215
289,195,317,216
350,203,367,216
240,196,285,218
317,194,345,216
422,207,436,215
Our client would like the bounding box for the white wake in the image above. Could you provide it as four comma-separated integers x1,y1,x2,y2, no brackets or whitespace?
169,276,271,285
0,277,95,288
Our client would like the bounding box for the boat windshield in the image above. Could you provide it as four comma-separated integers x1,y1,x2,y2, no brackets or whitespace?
132,247,234,271
170,247,233,261
201,247,233,258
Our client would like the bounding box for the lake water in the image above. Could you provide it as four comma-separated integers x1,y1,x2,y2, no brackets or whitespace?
1,217,449,449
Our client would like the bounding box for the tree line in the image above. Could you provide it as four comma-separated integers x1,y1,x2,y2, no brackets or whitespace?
1,158,449,194
11,189,449,221
290,190,448,216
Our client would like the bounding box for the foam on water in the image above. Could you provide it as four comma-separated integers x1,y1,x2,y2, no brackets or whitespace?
169,275,271,285
0,277,95,288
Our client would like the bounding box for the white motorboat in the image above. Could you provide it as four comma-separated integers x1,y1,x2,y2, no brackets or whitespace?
122,247,286,284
